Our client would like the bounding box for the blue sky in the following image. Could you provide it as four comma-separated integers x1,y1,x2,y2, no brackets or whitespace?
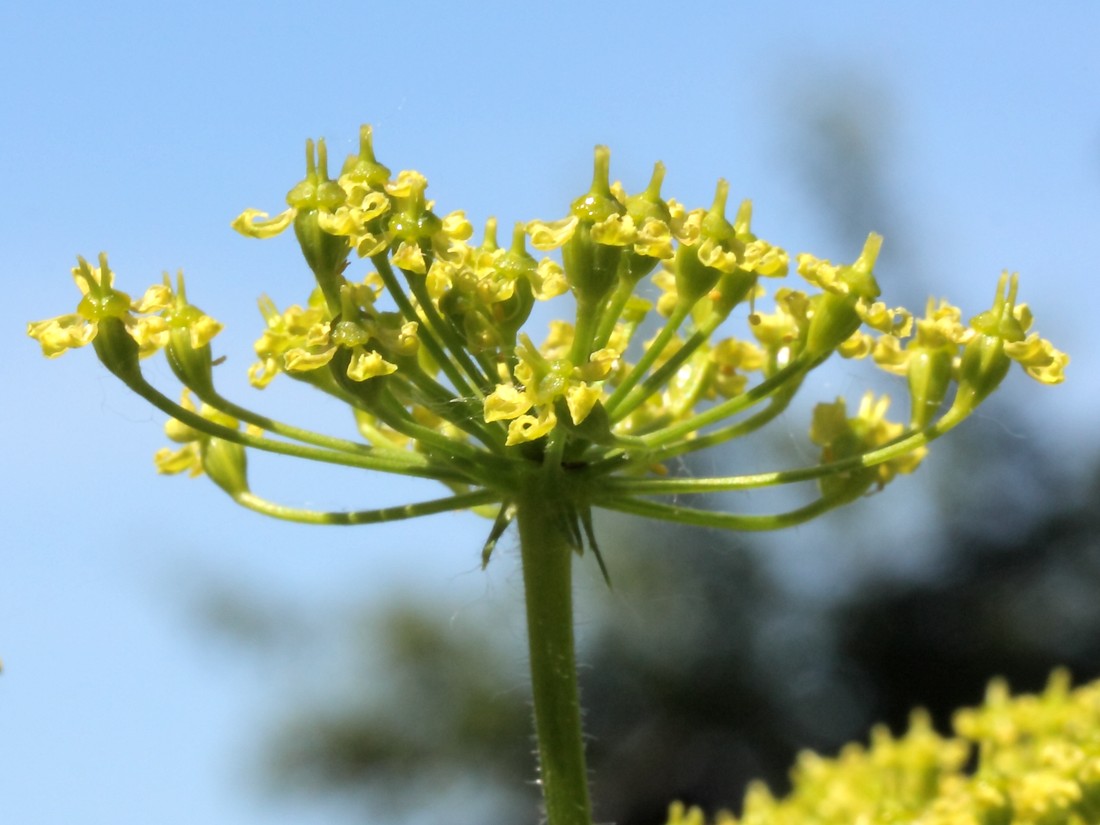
3,2,1098,823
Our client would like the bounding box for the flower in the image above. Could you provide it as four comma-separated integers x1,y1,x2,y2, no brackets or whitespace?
810,392,925,496
28,254,172,358
483,331,619,445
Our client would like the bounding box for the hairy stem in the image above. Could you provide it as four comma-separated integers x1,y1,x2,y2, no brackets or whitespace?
516,483,593,825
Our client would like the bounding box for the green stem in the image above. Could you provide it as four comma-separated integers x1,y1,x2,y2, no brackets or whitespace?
515,483,593,825
234,487,500,525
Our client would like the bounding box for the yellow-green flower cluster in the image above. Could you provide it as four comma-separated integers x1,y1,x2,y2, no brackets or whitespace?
28,256,220,360
665,671,1100,825
28,125,1067,543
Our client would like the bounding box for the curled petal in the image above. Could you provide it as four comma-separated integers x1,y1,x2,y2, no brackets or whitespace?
355,232,389,258
154,444,202,476
696,238,739,274
133,284,173,313
187,314,223,349
871,335,909,376
384,170,428,198
231,208,296,239
591,213,637,246
533,259,569,300
797,253,845,294
316,208,363,236
27,315,95,357
505,406,557,445
670,205,704,245
127,316,171,356
634,218,674,260
837,330,875,359
565,383,602,424
858,300,913,336
346,349,398,381
248,359,279,389
576,347,619,381
484,384,533,423
441,210,474,241
392,241,427,274
1005,334,1069,384
283,346,337,372
526,217,578,251
742,240,789,277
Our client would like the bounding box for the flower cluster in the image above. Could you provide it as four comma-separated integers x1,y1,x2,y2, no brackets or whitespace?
665,671,1100,825
29,126,1066,549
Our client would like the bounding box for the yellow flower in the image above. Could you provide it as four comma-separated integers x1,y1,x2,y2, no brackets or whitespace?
1001,300,1068,384
249,292,330,388
811,392,925,493
482,333,620,444
28,254,171,359
633,217,675,260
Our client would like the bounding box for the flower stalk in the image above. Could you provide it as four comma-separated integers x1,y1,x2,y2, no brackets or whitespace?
516,478,593,825
29,127,1068,825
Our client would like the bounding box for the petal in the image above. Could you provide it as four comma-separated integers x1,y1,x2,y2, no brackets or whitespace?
231,208,296,239
283,346,337,372
392,241,427,274
505,406,557,445
526,216,578,251
133,284,173,313
633,218,675,260
188,314,223,348
533,258,569,300
27,315,95,358
591,213,637,246
346,349,398,381
484,384,533,423
1005,334,1069,385
565,382,602,424
154,444,202,476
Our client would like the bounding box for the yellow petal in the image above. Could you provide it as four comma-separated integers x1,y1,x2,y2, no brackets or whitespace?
392,241,427,274
591,213,637,246
1005,334,1069,384
565,383,602,424
283,346,336,372
533,258,569,300
188,314,223,348
484,384,532,423
634,218,674,260
154,444,202,476
231,208,296,239
133,284,173,313
346,349,398,381
505,406,557,445
27,315,95,358
526,217,578,251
